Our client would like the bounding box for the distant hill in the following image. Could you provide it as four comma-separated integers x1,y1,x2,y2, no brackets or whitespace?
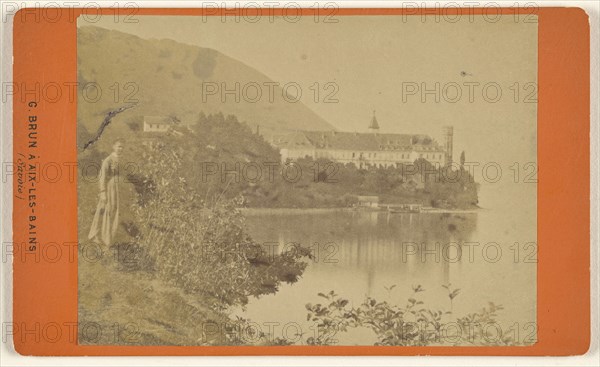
76,26,335,150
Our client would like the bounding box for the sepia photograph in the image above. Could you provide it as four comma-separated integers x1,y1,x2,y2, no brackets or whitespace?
76,13,537,346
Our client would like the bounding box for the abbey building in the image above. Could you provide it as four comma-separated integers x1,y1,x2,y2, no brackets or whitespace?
272,112,454,169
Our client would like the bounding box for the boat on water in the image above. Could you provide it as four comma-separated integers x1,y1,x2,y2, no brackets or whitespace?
352,202,423,213
383,204,423,213
353,196,424,213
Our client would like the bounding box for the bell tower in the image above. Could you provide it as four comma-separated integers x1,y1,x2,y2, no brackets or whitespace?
368,110,380,133
442,126,454,166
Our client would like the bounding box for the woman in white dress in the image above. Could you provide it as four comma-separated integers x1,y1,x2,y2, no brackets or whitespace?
88,139,123,246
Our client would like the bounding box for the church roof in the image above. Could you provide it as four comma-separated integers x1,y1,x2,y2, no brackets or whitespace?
144,115,177,125
274,131,444,152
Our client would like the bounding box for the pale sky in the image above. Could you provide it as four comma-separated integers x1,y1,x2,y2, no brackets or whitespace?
80,14,537,189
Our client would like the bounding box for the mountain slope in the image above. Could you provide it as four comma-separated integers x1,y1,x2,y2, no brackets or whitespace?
77,26,335,148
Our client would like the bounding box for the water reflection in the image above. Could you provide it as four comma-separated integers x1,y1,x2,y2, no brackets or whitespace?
246,211,477,295
240,206,535,345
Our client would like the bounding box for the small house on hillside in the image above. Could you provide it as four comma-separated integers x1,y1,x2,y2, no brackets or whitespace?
143,116,177,133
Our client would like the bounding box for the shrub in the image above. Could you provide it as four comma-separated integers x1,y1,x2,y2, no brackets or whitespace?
305,286,527,346
130,139,310,307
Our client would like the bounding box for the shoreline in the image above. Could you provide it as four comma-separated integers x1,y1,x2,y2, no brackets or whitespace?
240,207,480,215
419,208,480,214
240,207,352,215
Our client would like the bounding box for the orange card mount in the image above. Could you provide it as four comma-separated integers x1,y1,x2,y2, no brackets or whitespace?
12,7,590,356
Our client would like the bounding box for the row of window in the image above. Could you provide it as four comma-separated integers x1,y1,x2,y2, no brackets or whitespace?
349,152,444,160
287,150,445,162
419,153,444,160
144,123,170,130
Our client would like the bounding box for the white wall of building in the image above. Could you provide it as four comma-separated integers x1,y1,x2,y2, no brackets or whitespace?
282,147,445,168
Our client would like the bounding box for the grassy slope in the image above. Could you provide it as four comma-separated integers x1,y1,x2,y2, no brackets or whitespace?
78,246,231,346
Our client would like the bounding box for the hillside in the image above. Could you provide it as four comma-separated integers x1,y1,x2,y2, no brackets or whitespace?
76,26,335,150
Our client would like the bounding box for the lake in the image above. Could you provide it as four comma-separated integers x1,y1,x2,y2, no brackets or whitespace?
236,184,537,345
